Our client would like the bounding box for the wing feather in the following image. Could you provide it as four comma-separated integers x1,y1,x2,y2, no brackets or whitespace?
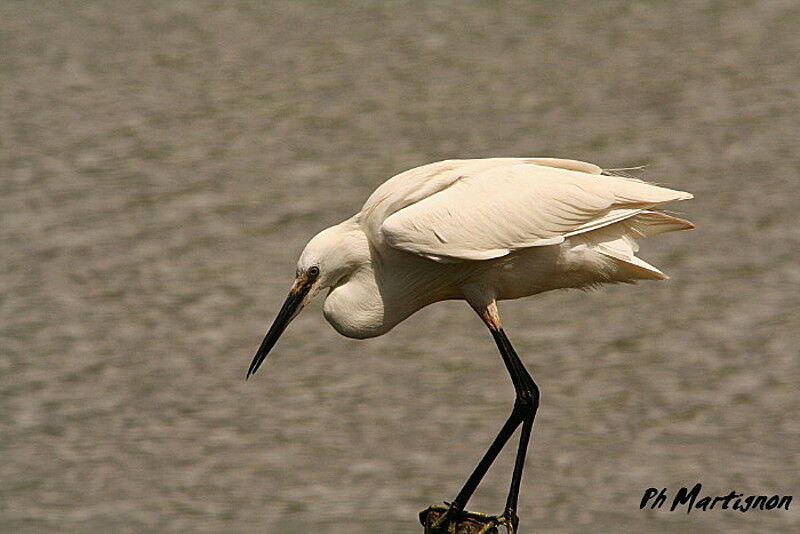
378,161,691,262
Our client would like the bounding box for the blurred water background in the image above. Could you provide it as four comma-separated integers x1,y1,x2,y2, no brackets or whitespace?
1,1,798,532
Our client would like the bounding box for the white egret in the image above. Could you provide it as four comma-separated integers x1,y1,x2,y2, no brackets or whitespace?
247,157,693,532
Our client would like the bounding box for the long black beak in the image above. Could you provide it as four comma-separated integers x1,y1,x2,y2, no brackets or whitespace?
246,277,314,379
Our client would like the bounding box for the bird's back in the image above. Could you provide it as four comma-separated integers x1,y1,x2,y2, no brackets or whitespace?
358,158,692,264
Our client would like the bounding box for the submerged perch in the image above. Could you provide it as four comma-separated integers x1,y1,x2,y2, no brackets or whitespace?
420,505,515,534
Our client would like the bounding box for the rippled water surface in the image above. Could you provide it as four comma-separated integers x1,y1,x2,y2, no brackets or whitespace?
2,2,798,532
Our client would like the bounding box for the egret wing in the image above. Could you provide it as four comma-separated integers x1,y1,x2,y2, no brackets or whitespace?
360,158,603,241
379,161,691,262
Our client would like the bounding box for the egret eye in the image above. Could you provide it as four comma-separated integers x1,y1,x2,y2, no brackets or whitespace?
308,266,320,277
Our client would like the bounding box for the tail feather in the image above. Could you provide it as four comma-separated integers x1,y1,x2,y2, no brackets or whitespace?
625,210,694,237
574,210,693,281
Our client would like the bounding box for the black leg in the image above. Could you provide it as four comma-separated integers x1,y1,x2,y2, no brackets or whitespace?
450,404,522,511
504,415,533,527
496,328,539,522
443,326,540,529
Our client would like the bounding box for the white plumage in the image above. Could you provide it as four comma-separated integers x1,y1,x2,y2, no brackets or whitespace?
252,157,693,342
369,158,691,266
247,157,694,530
249,155,694,355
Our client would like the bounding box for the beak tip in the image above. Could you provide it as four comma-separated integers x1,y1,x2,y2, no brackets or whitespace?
246,357,263,380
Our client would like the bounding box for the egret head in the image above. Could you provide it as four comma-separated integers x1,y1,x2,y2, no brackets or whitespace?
246,222,368,378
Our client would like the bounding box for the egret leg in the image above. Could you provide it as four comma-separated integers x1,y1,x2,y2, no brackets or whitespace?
449,399,525,510
442,302,540,531
495,328,539,522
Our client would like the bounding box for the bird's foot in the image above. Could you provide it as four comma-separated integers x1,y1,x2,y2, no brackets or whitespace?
420,504,516,534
